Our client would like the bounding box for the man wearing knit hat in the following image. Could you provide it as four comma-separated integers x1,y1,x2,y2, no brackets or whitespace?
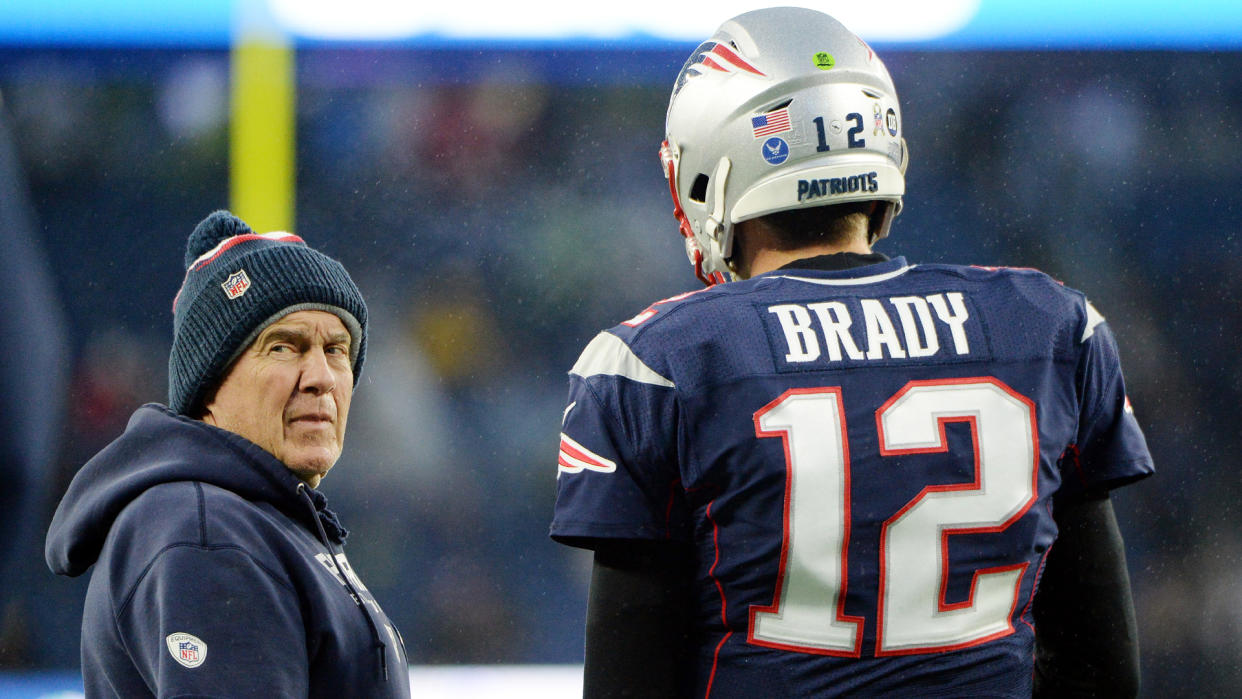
45,211,410,697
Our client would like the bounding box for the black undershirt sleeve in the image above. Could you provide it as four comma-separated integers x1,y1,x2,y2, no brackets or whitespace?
583,540,694,699
1033,493,1140,698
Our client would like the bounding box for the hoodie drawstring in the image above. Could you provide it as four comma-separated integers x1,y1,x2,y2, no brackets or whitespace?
298,483,389,681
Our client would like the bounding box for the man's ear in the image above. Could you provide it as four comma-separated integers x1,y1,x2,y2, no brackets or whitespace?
727,218,764,280
866,201,887,244
196,385,218,423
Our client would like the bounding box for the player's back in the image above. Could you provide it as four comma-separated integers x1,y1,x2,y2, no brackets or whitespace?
554,255,1120,696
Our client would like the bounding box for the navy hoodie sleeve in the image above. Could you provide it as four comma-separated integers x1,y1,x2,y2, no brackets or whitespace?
110,545,310,697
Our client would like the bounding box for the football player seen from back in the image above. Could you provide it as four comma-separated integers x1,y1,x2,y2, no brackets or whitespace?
551,8,1153,698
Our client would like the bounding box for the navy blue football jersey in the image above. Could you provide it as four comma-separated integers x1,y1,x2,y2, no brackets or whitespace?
551,256,1153,697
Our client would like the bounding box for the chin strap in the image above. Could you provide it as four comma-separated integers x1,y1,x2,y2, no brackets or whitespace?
661,141,727,287
704,156,731,259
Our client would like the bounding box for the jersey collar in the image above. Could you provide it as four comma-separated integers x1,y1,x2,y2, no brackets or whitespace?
776,251,891,271
760,253,911,286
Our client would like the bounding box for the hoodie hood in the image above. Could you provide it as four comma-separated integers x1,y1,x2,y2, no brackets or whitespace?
46,403,348,577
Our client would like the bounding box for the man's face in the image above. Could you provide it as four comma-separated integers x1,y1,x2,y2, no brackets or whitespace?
202,310,354,487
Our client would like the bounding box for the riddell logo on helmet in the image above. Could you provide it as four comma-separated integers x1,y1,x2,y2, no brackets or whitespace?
797,172,879,201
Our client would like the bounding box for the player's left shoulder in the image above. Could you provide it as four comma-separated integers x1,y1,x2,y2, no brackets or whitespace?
601,284,737,353
569,328,677,390
570,283,742,387
608,284,733,338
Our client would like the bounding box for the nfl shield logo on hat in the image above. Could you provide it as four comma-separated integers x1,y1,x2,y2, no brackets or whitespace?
221,269,252,299
165,632,208,668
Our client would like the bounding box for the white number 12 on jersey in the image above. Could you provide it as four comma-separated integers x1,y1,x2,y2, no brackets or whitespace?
749,377,1039,656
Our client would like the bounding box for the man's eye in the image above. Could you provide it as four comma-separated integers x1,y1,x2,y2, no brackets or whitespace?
327,345,348,355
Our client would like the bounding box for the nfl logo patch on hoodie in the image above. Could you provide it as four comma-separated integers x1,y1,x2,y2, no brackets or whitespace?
166,632,207,668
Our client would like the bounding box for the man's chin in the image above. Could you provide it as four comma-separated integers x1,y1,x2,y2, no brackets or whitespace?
284,449,338,486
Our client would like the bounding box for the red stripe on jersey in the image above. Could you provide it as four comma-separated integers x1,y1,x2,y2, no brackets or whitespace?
558,434,616,473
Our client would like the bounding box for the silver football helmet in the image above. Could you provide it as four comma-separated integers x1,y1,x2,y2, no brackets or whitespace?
661,7,908,285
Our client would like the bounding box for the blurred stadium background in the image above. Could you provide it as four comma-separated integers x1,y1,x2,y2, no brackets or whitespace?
1,1,1240,696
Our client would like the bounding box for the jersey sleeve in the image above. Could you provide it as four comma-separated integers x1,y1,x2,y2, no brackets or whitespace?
115,545,310,696
550,331,690,548
1060,301,1155,499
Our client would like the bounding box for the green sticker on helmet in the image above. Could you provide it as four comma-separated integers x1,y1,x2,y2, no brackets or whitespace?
813,52,835,70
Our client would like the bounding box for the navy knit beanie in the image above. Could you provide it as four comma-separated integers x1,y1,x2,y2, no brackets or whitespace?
168,210,368,416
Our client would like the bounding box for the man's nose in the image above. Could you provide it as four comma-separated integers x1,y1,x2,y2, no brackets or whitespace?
299,346,336,395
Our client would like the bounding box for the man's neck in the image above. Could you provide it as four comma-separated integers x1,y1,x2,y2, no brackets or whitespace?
741,241,873,278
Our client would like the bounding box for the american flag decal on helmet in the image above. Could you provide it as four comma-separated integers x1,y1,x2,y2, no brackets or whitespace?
673,41,766,97
557,433,617,477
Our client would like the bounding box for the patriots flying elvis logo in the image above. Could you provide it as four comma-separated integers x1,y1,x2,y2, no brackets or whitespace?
673,41,766,97
557,433,616,478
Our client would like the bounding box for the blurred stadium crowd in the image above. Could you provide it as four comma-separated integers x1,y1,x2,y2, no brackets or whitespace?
0,47,1239,693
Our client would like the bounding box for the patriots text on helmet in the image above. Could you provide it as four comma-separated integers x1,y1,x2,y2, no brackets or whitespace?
797,172,880,202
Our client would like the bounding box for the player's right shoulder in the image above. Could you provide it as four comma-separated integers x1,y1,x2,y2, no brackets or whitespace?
921,261,1084,309
918,261,1063,288
970,265,1095,332
910,263,1099,353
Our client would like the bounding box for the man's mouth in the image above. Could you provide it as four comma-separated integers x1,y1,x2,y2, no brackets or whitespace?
290,412,334,424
